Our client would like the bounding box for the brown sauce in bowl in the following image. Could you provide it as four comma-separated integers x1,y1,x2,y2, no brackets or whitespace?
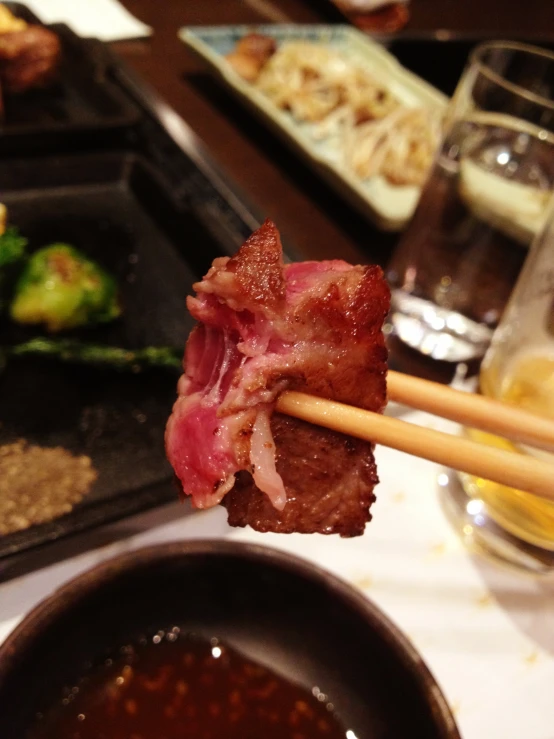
28,632,348,739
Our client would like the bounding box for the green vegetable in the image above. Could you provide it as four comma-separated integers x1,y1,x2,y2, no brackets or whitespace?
0,227,28,268
0,226,28,311
10,244,121,332
8,338,182,372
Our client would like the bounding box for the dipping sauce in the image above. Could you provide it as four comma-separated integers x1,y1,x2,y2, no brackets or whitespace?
28,633,347,739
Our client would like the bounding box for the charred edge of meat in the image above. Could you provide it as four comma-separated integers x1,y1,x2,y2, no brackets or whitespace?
165,219,390,537
224,414,380,537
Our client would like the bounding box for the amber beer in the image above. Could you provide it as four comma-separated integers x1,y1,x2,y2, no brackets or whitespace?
461,353,554,549
455,188,554,565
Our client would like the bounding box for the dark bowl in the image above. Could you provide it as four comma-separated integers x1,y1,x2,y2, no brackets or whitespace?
0,540,459,739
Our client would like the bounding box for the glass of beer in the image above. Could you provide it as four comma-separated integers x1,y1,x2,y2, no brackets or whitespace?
443,201,554,574
387,42,554,363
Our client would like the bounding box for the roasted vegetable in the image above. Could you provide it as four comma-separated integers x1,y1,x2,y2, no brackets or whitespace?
10,244,120,332
9,338,181,372
0,226,28,267
0,223,28,311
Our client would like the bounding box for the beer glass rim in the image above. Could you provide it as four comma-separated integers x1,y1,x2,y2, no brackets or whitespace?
470,40,554,113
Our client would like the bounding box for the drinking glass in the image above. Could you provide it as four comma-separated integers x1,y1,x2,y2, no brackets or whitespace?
443,200,554,575
387,41,554,363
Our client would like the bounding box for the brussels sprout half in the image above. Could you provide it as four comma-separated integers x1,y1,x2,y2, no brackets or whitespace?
10,244,121,332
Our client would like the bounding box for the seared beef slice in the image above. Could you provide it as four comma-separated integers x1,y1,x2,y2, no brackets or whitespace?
165,220,389,536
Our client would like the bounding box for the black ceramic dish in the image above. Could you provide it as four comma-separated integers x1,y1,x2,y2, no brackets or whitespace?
0,4,141,155
0,149,235,560
0,540,460,739
0,36,267,562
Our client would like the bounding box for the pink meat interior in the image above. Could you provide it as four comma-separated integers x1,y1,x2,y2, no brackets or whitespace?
165,220,387,511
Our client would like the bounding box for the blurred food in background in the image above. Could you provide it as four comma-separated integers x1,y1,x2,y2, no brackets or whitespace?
0,3,60,93
226,35,443,189
332,0,410,32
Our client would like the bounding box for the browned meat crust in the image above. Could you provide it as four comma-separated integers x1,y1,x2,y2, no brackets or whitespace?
166,219,389,537
225,33,277,82
225,414,379,536
224,260,389,537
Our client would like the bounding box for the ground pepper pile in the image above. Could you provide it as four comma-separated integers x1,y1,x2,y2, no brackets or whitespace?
0,440,96,534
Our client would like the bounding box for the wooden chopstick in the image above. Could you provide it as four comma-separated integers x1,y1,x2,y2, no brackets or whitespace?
276,391,554,500
387,370,554,453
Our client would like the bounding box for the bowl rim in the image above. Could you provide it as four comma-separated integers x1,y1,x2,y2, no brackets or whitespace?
0,539,460,738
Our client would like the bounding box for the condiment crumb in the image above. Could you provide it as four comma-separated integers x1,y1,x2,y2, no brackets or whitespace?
0,440,96,534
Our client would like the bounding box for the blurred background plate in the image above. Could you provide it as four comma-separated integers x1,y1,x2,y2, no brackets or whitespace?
0,3,141,156
180,24,447,232
0,150,220,559
0,120,262,561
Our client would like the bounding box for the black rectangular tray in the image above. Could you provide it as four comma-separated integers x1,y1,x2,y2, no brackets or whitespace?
0,5,321,566
0,16,267,563
0,4,141,155
0,149,233,559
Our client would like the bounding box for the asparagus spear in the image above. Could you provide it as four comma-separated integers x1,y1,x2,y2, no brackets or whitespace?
8,338,183,373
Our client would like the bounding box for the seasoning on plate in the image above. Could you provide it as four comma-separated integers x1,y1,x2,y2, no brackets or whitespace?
0,440,96,534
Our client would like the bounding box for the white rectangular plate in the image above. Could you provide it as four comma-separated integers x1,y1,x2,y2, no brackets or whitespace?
179,24,448,231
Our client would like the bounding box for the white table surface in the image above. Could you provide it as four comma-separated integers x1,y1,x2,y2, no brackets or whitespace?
1,408,553,739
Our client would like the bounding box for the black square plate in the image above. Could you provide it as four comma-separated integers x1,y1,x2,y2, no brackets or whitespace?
0,150,228,559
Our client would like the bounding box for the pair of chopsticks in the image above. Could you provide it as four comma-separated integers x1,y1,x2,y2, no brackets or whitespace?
276,370,554,500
